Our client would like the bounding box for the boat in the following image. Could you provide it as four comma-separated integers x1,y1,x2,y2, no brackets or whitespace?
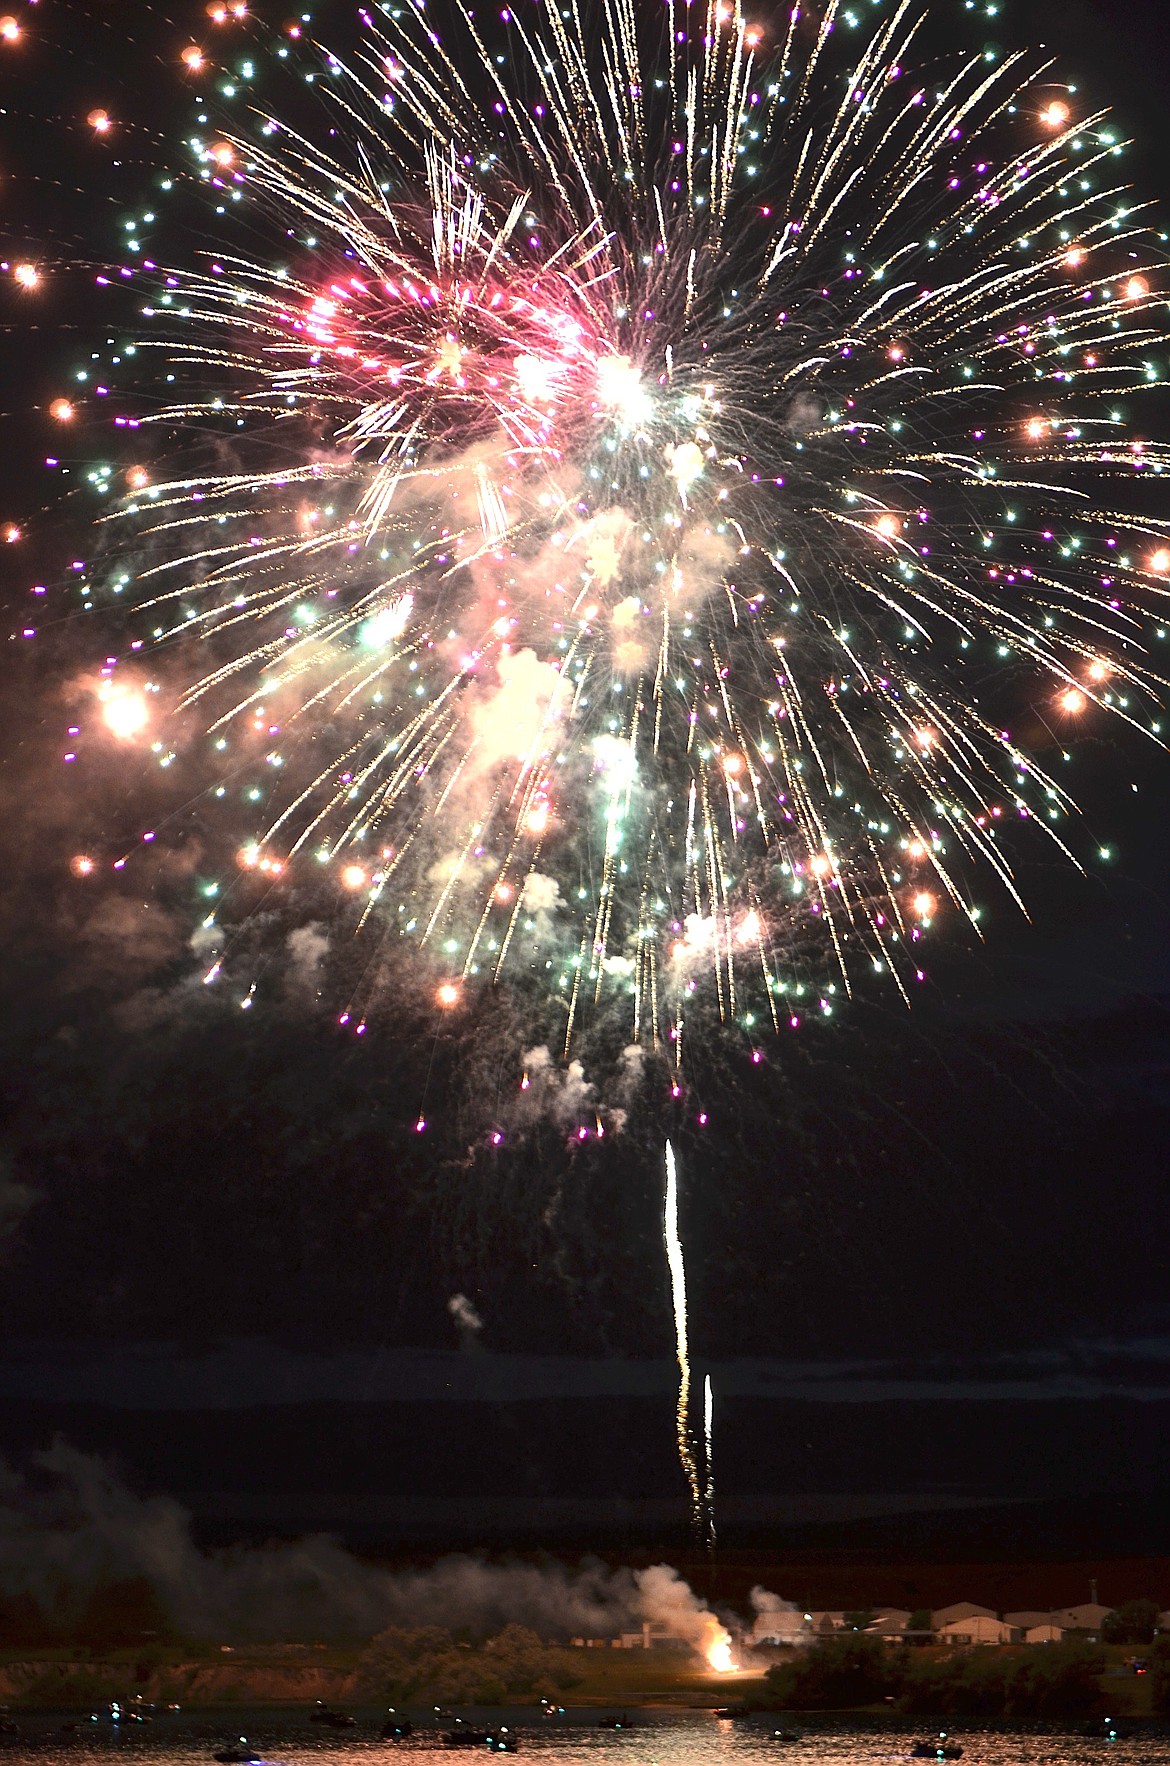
444,1729,491,1747
487,1730,519,1752
382,1712,414,1740
911,1737,962,1761
213,1742,261,1764
598,1714,633,1730
772,1732,802,1744
311,1702,357,1728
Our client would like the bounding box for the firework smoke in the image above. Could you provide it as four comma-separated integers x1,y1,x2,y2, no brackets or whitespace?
0,1445,746,1657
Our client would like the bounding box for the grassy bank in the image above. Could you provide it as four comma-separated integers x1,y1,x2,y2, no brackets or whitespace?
0,1644,752,1710
0,1642,1156,1714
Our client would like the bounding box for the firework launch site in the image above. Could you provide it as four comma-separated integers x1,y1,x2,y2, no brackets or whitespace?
6,0,1170,1721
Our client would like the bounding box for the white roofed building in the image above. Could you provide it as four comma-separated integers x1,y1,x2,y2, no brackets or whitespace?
750,1608,811,1647
932,1602,997,1631
937,1614,1014,1646
866,1611,913,1641
1050,1604,1113,1636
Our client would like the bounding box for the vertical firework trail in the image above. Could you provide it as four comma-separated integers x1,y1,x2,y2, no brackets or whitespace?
663,1138,703,1538
703,1371,716,1552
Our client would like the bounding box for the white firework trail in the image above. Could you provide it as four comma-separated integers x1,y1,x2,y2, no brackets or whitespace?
664,1137,702,1537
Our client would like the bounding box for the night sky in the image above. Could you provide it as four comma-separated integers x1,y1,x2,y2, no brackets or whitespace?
2,0,1170,1576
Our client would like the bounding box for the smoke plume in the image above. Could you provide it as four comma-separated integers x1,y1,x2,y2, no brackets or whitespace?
0,1444,765,1652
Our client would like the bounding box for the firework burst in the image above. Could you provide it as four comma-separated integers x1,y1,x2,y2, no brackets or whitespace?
81,0,1170,1074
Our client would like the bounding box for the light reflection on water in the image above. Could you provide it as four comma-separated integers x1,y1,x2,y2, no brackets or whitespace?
0,1713,1165,1766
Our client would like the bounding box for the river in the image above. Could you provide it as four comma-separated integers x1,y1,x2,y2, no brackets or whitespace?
0,1709,1163,1766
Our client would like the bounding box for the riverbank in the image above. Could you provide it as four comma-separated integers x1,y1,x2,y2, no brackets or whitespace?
0,1643,1157,1715
0,1647,754,1710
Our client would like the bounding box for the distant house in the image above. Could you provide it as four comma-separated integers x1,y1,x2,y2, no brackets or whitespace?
866,1611,913,1641
810,1611,846,1635
582,1624,693,1651
937,1615,1014,1647
1003,1611,1053,1632
1159,1611,1170,1635
750,1609,811,1647
1023,1622,1066,1644
1050,1603,1113,1637
932,1602,997,1631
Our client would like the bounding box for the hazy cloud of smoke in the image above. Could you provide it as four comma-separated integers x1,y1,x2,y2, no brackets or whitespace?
0,1167,39,1252
0,1445,753,1647
515,1046,597,1130
505,1044,655,1137
785,392,822,438
569,508,632,589
73,897,185,983
284,924,330,1000
519,872,563,941
633,1563,734,1663
467,648,565,774
447,1292,484,1349
749,1583,806,1645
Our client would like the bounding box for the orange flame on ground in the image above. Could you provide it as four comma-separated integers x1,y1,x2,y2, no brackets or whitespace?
702,1618,737,1673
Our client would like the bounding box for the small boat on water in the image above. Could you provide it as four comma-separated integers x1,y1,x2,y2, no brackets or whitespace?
382,1711,414,1740
213,1741,261,1764
598,1714,633,1730
772,1731,802,1744
442,1727,518,1750
310,1703,357,1728
911,1735,962,1761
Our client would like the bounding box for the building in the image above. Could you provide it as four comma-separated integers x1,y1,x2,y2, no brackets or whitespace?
1023,1622,1066,1644
810,1611,846,1635
611,1620,695,1651
1050,1603,1113,1637
1003,1611,1053,1632
750,1608,810,1647
937,1614,1015,1646
932,1602,997,1631
866,1610,914,1641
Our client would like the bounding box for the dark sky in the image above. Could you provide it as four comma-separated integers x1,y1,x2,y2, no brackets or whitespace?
1,0,1170,1560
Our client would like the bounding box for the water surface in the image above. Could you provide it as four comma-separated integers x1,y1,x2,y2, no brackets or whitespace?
0,1709,1164,1766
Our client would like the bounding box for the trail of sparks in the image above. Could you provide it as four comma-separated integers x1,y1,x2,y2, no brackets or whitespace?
703,1371,716,1553
54,0,1170,1077
664,1138,702,1537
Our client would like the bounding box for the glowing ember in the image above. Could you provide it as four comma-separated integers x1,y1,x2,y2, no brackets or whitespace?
99,686,149,741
